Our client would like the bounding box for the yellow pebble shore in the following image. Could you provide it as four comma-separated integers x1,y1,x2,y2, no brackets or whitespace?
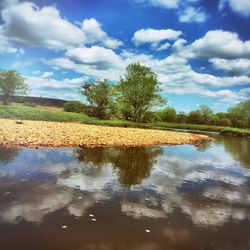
0,119,212,148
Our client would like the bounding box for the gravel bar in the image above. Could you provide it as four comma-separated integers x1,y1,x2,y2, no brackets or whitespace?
0,119,212,148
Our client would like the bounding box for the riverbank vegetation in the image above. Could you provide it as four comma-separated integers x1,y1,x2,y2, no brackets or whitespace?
0,65,249,138
1,103,250,137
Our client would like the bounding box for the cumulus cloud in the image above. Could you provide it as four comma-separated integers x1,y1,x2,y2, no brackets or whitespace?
41,71,53,78
45,47,250,103
155,42,171,51
133,0,209,23
210,58,250,76
0,2,122,51
65,46,122,70
1,1,86,50
24,75,89,99
133,0,180,9
219,0,250,17
132,28,182,50
0,26,22,54
178,6,208,23
185,30,250,59
82,18,123,49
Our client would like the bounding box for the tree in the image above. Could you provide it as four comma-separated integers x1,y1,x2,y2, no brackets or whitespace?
158,107,176,122
218,117,232,127
117,63,165,122
198,105,213,124
0,70,28,105
187,110,204,124
176,112,187,124
227,100,250,128
79,80,115,119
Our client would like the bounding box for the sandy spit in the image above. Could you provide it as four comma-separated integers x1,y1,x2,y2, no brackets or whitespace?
0,119,212,148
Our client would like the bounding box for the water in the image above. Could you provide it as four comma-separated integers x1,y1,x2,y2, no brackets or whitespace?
0,135,249,250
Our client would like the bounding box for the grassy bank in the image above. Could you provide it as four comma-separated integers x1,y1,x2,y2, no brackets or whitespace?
0,104,249,137
157,122,250,137
157,122,226,132
0,104,148,128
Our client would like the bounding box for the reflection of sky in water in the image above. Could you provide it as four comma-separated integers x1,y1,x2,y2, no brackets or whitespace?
0,137,249,230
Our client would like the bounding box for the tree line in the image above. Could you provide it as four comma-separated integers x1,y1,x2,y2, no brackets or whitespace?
0,64,249,128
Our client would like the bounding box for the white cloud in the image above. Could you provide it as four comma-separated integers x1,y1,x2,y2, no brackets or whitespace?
133,0,180,9
210,58,250,76
1,2,86,50
82,18,123,49
33,70,41,75
185,30,250,59
219,0,250,17
0,26,20,54
41,71,53,78
45,57,122,81
155,42,170,51
65,46,122,70
132,0,209,23
172,38,187,50
46,47,250,103
178,7,208,23
132,28,182,50
0,2,124,51
24,75,89,100
25,75,89,89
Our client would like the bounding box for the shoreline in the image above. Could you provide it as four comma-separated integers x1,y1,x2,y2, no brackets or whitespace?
0,119,212,148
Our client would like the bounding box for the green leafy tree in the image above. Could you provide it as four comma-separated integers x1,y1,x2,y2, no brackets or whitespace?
117,63,165,122
176,112,187,124
187,110,204,124
158,107,177,122
0,70,28,105
227,100,250,128
79,80,115,119
198,105,213,124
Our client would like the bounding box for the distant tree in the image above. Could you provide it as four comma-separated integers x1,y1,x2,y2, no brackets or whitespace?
187,110,204,124
227,100,250,128
176,112,187,124
218,118,232,127
159,107,177,122
208,115,220,126
198,105,213,124
117,63,165,122
79,80,115,119
143,111,161,123
0,70,28,105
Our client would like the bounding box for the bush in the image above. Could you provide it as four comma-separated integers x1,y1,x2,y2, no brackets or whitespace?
218,118,232,127
158,107,176,122
23,102,36,107
176,112,186,124
63,101,85,113
187,111,205,124
142,111,161,123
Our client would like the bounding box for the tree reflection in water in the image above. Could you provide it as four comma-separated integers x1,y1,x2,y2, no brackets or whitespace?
76,147,163,186
214,136,250,166
0,147,20,164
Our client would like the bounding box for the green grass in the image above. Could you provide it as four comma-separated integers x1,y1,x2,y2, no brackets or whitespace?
220,127,250,136
157,122,250,136
156,122,227,132
0,103,249,137
0,103,148,128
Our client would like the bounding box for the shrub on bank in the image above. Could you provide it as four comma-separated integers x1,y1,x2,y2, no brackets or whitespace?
23,102,37,107
63,101,85,113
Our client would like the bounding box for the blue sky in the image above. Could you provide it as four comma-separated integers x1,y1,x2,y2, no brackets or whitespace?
0,0,250,112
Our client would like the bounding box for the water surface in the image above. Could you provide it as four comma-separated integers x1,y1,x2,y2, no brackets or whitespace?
0,136,249,250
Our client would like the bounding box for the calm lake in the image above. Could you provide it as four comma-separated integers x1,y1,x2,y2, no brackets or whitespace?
0,135,249,250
